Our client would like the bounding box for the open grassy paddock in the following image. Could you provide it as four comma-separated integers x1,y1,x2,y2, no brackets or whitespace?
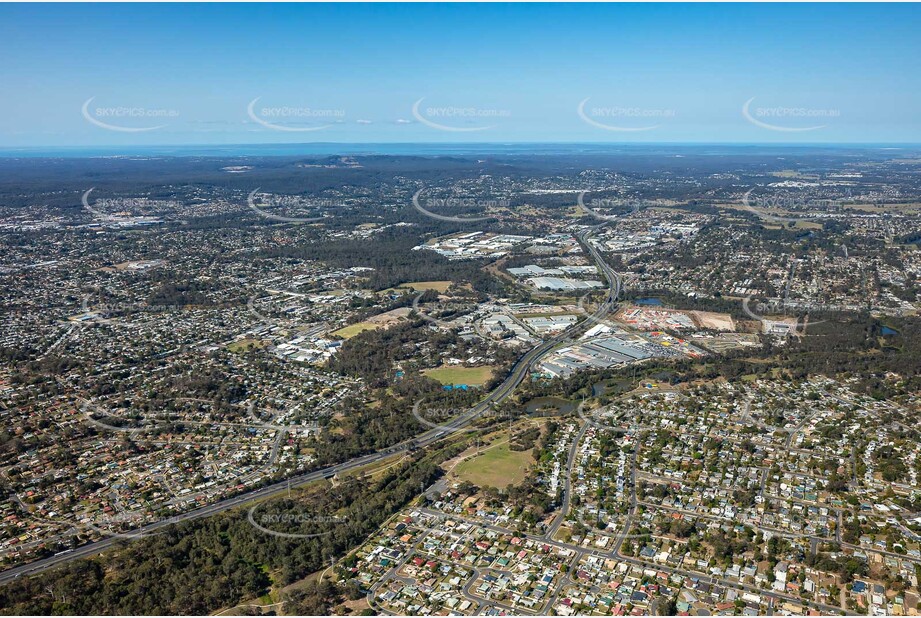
452,442,535,489
423,365,496,386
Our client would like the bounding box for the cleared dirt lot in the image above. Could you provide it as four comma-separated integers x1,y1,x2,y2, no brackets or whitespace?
691,310,736,331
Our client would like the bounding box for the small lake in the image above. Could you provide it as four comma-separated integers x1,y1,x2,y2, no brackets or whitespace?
881,326,899,336
633,297,663,306
524,396,577,416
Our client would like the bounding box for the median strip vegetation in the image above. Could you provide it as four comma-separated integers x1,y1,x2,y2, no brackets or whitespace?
0,445,463,615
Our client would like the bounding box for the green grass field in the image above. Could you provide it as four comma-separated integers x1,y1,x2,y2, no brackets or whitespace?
226,338,267,353
423,365,495,386
331,322,379,339
453,443,534,489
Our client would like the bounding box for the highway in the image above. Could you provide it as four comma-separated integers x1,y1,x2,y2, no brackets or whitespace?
577,226,622,304
0,228,621,587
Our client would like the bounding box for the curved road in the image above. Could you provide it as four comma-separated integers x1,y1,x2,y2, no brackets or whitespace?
0,227,621,587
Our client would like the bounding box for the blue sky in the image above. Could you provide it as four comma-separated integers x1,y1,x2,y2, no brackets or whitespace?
1,3,919,147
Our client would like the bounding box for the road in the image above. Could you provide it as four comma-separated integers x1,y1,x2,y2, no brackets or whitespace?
0,228,621,586
408,506,854,616
546,422,589,540
604,437,855,616
543,226,623,540
577,227,623,306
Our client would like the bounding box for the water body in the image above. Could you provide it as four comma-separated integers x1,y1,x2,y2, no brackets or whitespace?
881,326,899,336
524,396,576,416
633,297,663,306
3,143,914,159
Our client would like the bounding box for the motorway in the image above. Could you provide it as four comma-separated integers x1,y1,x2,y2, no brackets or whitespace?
578,227,623,304
540,227,620,542
0,227,622,586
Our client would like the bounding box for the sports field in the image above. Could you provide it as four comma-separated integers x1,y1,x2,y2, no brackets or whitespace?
226,338,267,353
331,322,379,339
423,365,495,386
452,443,534,488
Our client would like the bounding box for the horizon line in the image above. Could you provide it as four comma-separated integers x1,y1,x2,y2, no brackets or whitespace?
4,141,921,149
2,140,920,160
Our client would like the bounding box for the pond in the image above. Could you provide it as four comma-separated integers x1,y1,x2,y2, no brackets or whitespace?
524,396,577,416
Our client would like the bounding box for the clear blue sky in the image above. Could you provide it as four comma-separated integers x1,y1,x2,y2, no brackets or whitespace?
1,3,919,147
